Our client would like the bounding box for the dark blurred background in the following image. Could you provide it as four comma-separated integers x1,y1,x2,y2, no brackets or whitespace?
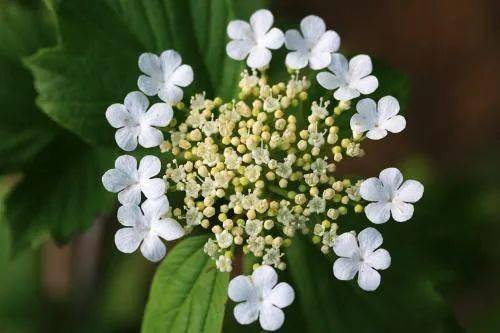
0,0,499,332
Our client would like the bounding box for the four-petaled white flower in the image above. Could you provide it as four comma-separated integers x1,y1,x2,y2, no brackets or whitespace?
102,155,165,205
360,167,424,224
351,96,406,140
115,196,184,262
317,53,378,101
333,227,391,291
285,15,340,70
228,265,294,331
226,9,284,69
106,91,173,151
138,50,194,104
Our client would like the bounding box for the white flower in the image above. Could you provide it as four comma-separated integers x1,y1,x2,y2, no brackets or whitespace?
216,255,233,272
350,96,406,140
333,227,391,291
285,15,340,70
226,9,284,69
317,53,378,101
115,196,184,262
106,91,173,151
360,167,424,224
102,155,165,205
228,265,295,331
216,230,234,249
138,50,193,104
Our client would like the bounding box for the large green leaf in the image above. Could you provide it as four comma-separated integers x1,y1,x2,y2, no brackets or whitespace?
26,0,267,145
0,1,58,173
287,233,462,333
5,132,115,252
142,235,229,333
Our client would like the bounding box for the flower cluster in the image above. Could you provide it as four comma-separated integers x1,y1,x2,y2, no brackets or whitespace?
101,9,423,331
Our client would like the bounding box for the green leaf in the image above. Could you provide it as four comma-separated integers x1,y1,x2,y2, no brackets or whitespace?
0,1,58,173
287,234,462,333
5,132,115,252
142,235,229,333
26,0,268,145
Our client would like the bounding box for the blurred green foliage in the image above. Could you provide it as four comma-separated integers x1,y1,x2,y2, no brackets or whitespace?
0,0,499,332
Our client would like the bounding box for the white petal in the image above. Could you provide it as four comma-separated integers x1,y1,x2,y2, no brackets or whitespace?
124,91,149,116
152,217,184,241
357,263,381,291
300,15,325,42
141,178,165,199
226,40,253,61
114,155,138,180
366,127,388,140
247,47,272,69
115,228,144,253
391,202,414,222
314,30,340,53
349,54,373,79
115,126,139,151
227,20,252,40
286,51,309,70
334,86,359,101
234,301,259,325
333,257,359,280
138,53,161,77
267,283,294,308
140,233,166,262
138,155,161,179
170,64,193,87
158,84,183,104
117,204,144,227
141,196,169,220
251,265,277,292
377,96,400,120
333,232,358,257
365,249,391,270
138,75,161,96
259,302,285,331
261,28,284,49
365,202,391,224
309,51,332,70
360,178,388,202
284,29,306,50
379,167,403,193
357,227,383,255
351,75,378,95
160,50,182,77
396,180,424,203
117,185,141,205
316,72,342,90
143,103,173,127
328,53,349,77
102,169,131,193
228,275,253,302
350,113,372,134
138,127,164,148
356,98,377,118
106,104,134,128
383,115,406,134
250,9,274,39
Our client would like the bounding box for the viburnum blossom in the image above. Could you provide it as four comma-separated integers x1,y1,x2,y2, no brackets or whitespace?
138,50,193,104
351,96,406,140
333,227,391,291
317,53,378,101
102,155,165,205
285,15,340,70
360,167,424,223
106,91,173,151
115,197,184,262
228,265,295,331
226,9,284,69
101,8,424,330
